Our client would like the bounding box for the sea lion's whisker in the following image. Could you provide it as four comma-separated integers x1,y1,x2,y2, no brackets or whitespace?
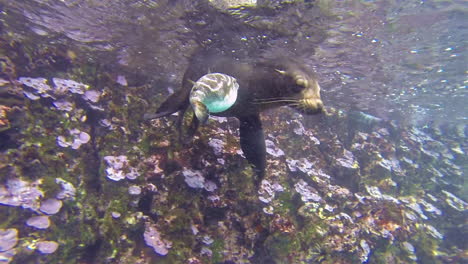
254,97,296,102
253,99,299,104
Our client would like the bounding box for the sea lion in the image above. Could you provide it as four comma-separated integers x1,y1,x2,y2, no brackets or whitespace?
148,52,323,184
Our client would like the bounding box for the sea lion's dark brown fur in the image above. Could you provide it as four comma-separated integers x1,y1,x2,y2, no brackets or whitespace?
149,52,323,185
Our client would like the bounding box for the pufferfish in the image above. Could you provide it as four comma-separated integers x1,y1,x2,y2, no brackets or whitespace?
189,73,239,124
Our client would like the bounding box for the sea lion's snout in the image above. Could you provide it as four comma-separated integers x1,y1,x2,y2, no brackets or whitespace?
302,97,323,113
296,78,323,114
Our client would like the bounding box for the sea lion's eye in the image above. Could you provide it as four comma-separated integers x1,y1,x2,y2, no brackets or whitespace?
296,78,307,87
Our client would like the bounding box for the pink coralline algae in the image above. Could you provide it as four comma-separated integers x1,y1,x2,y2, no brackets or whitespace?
144,224,172,256
26,216,50,229
104,155,140,181
36,241,59,254
57,129,90,149
55,178,76,200
0,178,43,211
0,228,18,252
39,198,63,215
0,228,17,264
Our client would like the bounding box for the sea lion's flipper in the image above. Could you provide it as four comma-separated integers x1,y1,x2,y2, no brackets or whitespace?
239,115,266,186
145,91,190,120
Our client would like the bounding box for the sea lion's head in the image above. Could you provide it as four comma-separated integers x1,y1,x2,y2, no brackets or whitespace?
273,62,323,115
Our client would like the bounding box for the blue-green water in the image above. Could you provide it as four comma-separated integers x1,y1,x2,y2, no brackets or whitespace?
0,1,466,263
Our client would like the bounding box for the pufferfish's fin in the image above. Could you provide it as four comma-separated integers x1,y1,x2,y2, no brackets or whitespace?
239,114,266,187
191,100,209,124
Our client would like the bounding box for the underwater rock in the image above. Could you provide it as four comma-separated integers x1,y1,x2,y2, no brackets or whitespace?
128,186,141,195
359,240,371,263
55,178,76,200
0,228,18,252
263,206,274,215
291,119,320,144
201,247,212,257
203,180,218,192
116,75,128,86
182,169,205,189
202,235,214,245
402,241,417,261
0,178,43,211
0,78,9,86
0,248,16,264
52,78,88,95
209,0,256,10
265,139,285,157
442,190,468,211
335,149,358,169
20,77,90,100
52,100,74,112
258,180,284,204
365,185,400,204
208,138,225,156
419,199,442,216
294,180,321,202
26,216,50,229
23,91,41,101
36,241,59,254
39,198,63,215
83,90,101,103
18,77,52,97
423,224,444,240
111,212,121,219
144,224,172,256
286,158,313,173
0,106,12,132
404,201,428,220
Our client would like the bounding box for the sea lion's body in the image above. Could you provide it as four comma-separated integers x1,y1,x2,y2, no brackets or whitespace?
150,52,323,184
